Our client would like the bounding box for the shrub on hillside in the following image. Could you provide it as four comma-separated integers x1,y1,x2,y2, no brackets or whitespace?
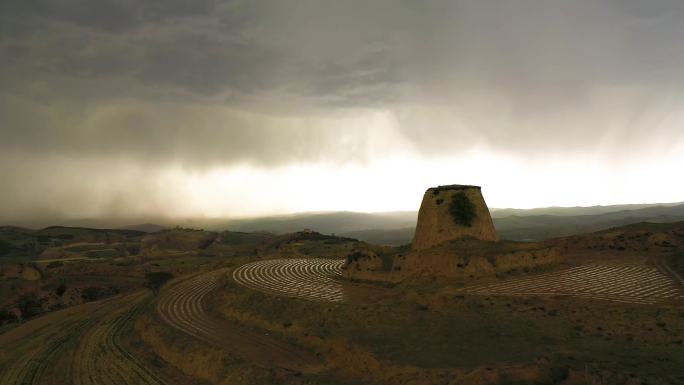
55,281,66,296
0,309,18,325
144,271,174,294
46,261,64,269
0,239,12,257
81,286,119,302
17,293,43,319
81,287,103,302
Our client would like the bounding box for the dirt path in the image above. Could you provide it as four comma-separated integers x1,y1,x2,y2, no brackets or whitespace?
156,268,320,373
0,317,93,385
0,292,168,385
73,292,167,385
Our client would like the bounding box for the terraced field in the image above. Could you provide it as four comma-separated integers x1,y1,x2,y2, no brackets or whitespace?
73,292,167,385
0,292,166,385
156,268,319,371
0,316,94,385
460,264,684,305
229,258,684,307
232,258,345,303
157,269,227,343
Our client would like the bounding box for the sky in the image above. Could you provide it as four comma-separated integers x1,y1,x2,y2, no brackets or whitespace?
1,0,684,225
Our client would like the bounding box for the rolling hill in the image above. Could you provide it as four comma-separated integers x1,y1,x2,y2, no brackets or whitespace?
3,202,683,247
217,203,684,245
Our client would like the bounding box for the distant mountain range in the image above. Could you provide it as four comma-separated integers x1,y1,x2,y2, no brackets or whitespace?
219,211,418,236
489,202,684,218
493,203,684,242
119,223,169,233
213,202,684,245
3,202,683,246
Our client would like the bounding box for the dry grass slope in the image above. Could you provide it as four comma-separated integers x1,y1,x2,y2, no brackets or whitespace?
460,264,684,305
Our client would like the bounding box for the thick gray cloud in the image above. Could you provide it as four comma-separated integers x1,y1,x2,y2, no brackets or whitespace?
1,0,684,223
0,0,220,33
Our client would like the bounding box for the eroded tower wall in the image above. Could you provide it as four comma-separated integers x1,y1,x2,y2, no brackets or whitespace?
411,185,498,250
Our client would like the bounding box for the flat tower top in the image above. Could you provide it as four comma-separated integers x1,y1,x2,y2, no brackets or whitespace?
428,184,481,193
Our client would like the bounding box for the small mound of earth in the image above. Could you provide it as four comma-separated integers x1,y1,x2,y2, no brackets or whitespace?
20,264,42,281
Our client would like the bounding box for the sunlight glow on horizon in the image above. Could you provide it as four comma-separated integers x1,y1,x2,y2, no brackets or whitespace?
156,145,684,219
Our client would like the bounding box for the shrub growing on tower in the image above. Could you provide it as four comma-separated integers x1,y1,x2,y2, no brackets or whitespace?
449,191,477,227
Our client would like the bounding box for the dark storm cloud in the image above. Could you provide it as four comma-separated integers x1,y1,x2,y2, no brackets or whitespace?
0,0,408,169
1,0,684,223
137,34,277,95
0,0,404,101
0,95,376,167
0,0,220,33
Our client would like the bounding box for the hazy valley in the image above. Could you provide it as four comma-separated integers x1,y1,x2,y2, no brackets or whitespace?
1,192,683,385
